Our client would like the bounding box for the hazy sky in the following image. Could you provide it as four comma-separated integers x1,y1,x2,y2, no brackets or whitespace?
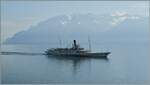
1,1,149,42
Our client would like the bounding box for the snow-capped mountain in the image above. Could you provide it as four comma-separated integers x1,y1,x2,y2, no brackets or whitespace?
5,13,149,44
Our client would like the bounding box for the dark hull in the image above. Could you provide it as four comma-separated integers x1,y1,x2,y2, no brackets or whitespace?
46,52,110,58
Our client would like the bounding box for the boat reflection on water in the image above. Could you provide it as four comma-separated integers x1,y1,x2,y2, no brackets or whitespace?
46,54,109,77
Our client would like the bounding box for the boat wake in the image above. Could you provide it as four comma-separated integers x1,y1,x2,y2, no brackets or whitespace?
1,51,45,55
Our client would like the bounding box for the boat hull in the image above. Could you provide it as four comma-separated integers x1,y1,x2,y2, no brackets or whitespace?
46,52,110,58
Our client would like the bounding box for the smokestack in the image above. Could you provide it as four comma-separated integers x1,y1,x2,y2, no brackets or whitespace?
73,40,77,49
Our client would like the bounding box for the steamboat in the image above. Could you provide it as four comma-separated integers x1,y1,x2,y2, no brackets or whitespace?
46,40,110,58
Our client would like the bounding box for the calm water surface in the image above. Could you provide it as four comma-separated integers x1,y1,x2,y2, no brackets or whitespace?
1,43,149,84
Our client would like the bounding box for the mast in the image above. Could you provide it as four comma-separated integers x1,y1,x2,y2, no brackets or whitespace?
88,35,92,52
58,35,62,48
59,39,62,48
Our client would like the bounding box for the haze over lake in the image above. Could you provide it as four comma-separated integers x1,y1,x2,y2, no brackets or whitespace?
1,1,149,84
1,42,149,84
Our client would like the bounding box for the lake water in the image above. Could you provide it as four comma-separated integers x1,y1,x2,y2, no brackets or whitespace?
1,42,149,84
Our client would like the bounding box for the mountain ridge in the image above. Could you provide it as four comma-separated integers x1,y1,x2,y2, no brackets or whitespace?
5,14,149,44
